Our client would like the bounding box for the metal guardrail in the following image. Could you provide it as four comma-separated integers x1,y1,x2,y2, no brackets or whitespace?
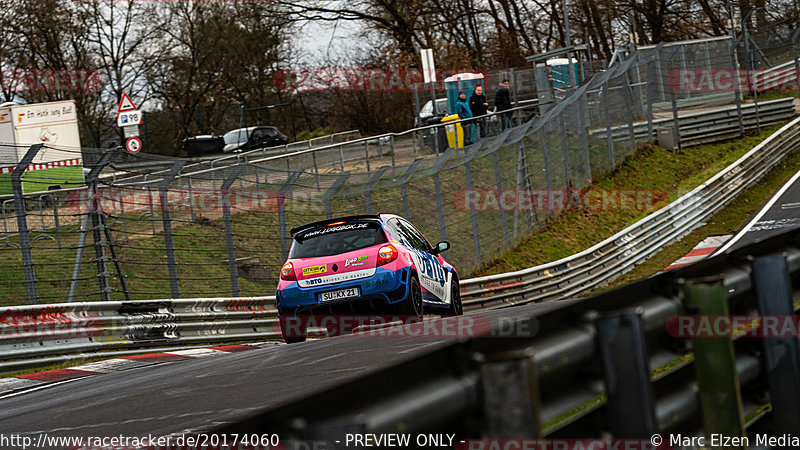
215,227,800,440
459,115,800,310
0,297,280,373
2,115,800,374
594,97,795,146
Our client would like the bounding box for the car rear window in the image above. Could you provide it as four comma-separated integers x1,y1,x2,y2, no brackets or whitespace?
290,222,387,258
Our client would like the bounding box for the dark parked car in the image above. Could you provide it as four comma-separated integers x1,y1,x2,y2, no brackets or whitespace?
223,126,288,153
183,135,225,157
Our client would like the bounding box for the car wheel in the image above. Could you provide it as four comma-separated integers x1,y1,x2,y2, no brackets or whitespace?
404,275,424,321
447,276,463,316
279,315,307,344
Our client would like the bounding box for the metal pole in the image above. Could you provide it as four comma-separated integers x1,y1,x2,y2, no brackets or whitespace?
465,159,481,264
12,144,42,304
492,151,510,244
159,161,186,299
602,81,615,167
85,152,114,302
728,3,745,137
68,213,89,302
222,164,247,297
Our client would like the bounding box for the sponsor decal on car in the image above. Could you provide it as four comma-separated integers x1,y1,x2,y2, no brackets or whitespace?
345,255,368,267
301,223,368,238
302,264,327,276
297,268,376,288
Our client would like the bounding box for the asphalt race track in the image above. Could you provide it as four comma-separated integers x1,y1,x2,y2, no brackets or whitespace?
717,167,800,253
0,301,569,441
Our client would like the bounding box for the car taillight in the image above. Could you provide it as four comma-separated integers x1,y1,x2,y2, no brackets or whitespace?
377,245,398,266
280,262,297,281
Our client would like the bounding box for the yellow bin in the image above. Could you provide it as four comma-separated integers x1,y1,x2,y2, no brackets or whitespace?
441,114,465,148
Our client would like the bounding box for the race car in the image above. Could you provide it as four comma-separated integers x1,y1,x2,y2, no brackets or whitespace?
275,214,462,343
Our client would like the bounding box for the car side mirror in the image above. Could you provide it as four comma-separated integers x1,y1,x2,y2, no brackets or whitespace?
431,241,450,255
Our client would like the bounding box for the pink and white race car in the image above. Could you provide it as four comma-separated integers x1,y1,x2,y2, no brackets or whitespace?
275,214,462,343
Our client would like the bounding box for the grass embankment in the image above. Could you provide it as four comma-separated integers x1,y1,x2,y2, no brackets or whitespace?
471,121,789,278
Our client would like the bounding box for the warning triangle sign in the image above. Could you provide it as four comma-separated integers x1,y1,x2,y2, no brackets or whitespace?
117,93,137,113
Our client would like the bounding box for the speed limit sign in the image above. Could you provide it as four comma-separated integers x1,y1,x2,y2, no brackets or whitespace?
125,137,142,153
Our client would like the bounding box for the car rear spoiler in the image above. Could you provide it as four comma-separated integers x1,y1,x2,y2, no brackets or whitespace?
290,215,382,237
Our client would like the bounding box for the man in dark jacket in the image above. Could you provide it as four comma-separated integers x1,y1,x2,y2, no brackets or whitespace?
469,85,489,139
495,79,512,131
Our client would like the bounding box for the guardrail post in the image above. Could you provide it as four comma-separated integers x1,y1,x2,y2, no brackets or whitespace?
324,174,349,219
492,151,510,244
752,255,800,433
86,152,114,302
595,312,658,436
279,171,303,260
159,161,187,299
364,167,388,215
475,349,541,438
683,277,746,441
222,164,248,297
12,144,42,304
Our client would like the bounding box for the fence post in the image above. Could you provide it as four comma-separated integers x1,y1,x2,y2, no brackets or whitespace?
752,255,800,433
68,214,90,302
666,46,682,150
399,160,422,220
579,91,592,182
559,112,571,186
595,312,658,436
622,69,637,152
793,28,800,98
221,164,248,297
602,81,615,167
646,55,655,142
432,150,453,256
159,161,187,299
464,149,482,264
728,3,745,137
278,171,303,260
12,144,43,304
364,167,389,215
324,174,349,220
683,278,746,441
85,151,114,302
538,129,554,219
493,151,510,244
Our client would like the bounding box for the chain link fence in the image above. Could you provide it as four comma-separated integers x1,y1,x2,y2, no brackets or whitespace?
1,32,798,306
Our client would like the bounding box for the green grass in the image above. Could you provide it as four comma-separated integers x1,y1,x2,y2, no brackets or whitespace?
0,165,83,195
472,122,789,277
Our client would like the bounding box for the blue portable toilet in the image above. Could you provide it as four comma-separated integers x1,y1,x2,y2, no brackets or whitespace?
546,58,580,88
444,73,485,115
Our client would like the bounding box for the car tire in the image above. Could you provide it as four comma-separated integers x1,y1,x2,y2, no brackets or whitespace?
404,275,424,321
279,315,307,344
447,275,463,316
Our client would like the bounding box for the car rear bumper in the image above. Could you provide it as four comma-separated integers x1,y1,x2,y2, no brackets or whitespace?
276,267,411,317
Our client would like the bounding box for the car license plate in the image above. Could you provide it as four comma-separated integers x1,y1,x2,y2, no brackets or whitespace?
319,287,359,302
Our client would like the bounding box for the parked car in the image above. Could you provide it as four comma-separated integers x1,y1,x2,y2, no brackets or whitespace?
275,214,462,343
183,135,224,157
222,126,288,153
416,98,449,128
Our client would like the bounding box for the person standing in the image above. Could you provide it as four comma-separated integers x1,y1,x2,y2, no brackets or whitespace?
495,79,512,131
469,84,489,139
455,91,473,145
